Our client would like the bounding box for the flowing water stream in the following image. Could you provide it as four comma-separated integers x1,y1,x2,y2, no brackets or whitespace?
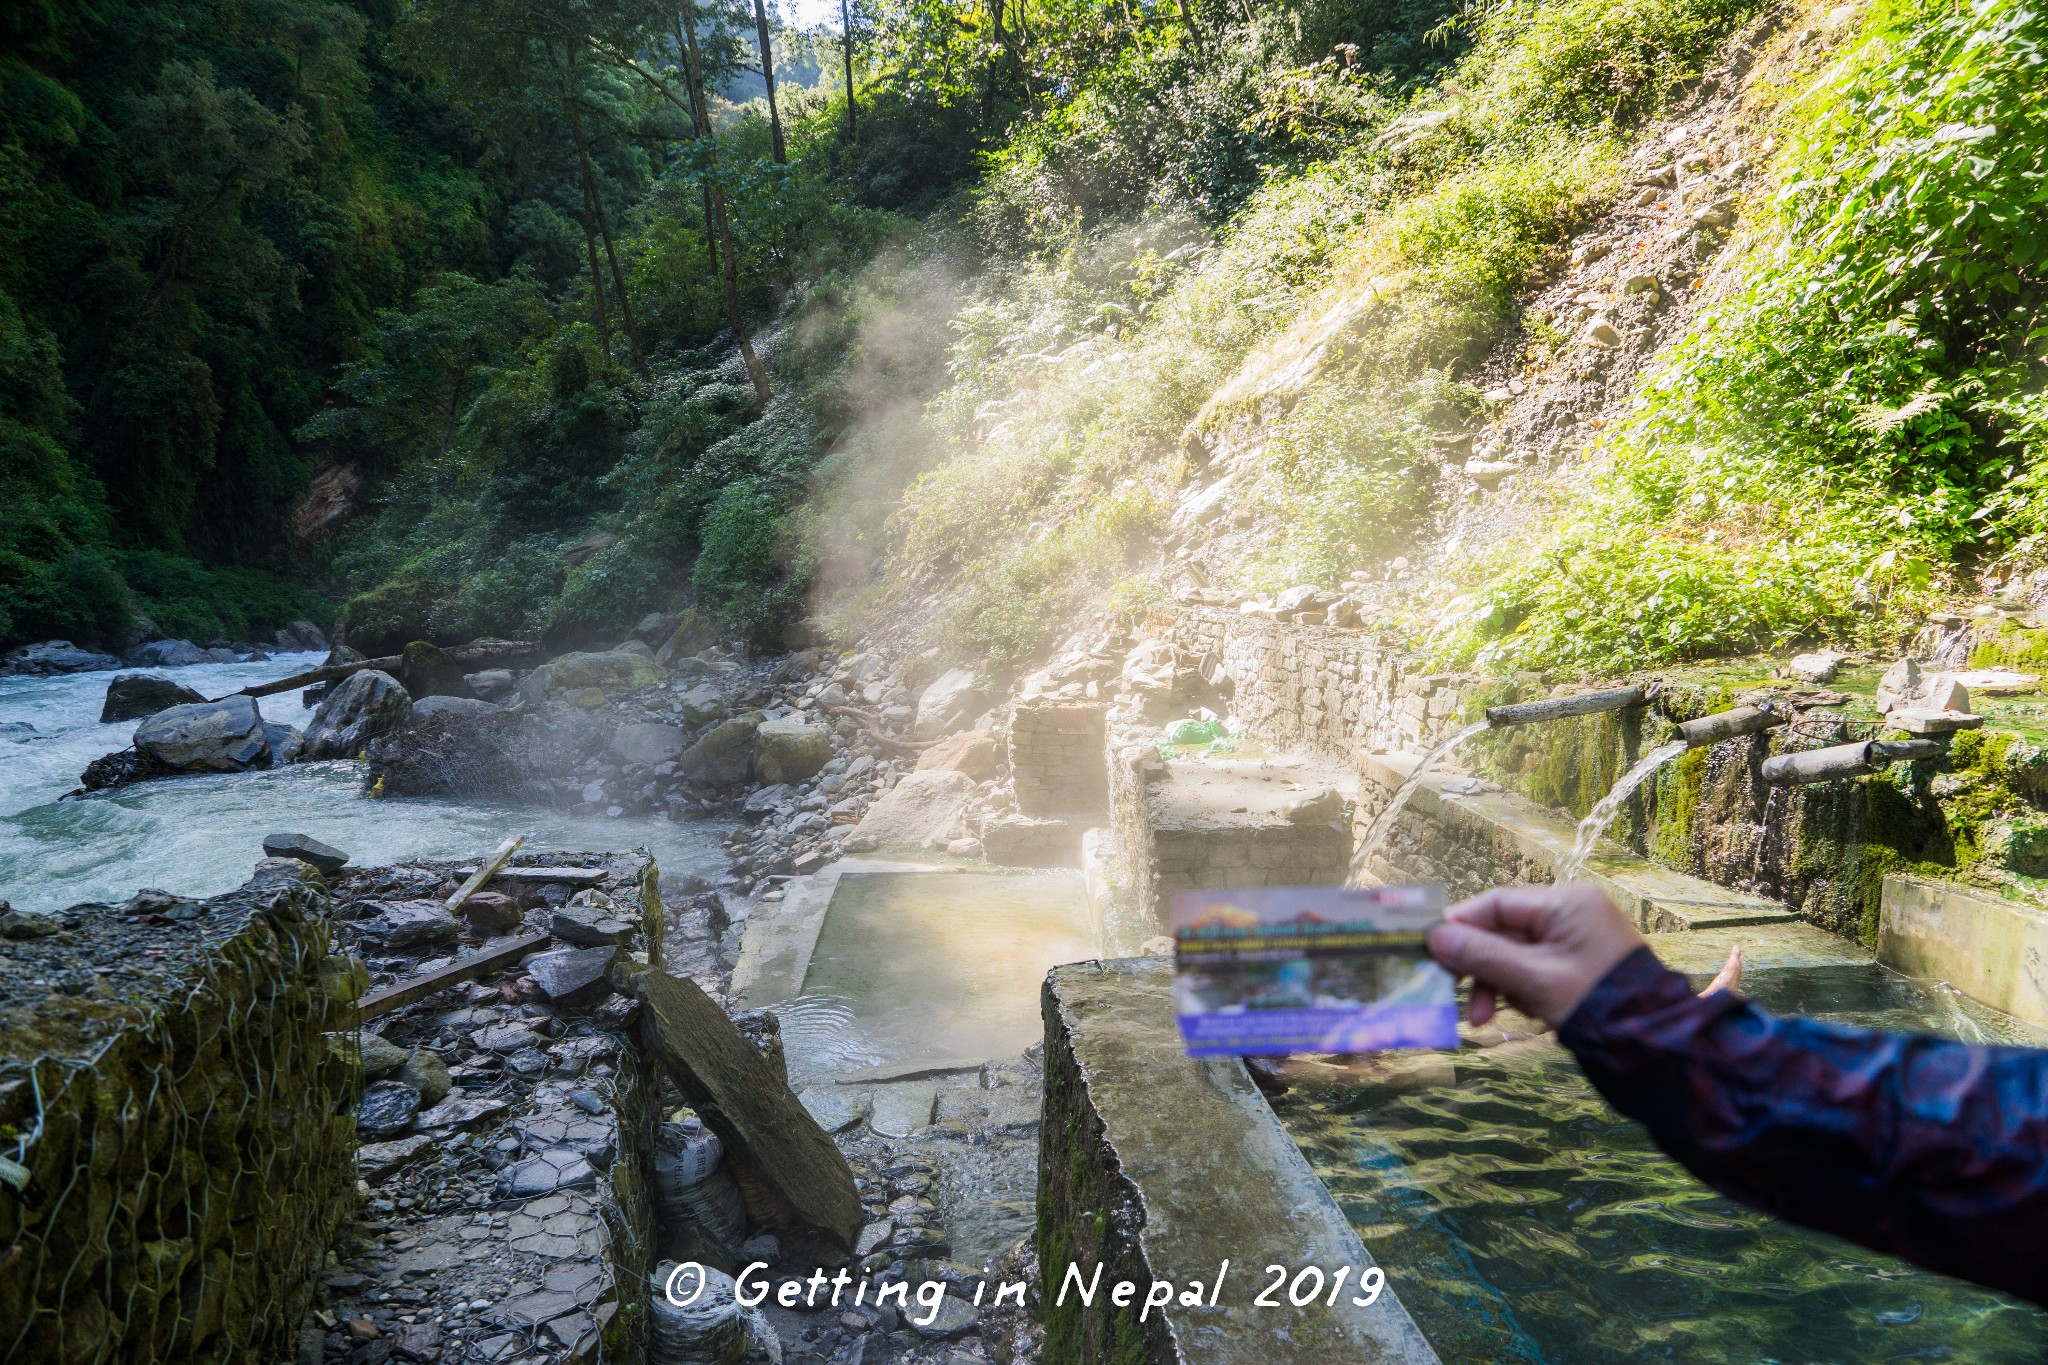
1552,739,1688,884
1349,719,1493,884
0,657,730,912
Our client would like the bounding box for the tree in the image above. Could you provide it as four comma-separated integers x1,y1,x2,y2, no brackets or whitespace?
753,0,788,163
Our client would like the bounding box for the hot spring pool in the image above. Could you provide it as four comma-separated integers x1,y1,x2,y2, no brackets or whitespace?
1277,962,2048,1362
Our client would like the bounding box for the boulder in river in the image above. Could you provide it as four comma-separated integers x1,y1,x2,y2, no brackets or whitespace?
100,672,207,723
134,696,271,772
609,721,686,768
753,717,832,785
400,640,469,698
411,695,498,722
126,638,211,668
677,713,763,788
546,648,663,692
4,640,121,675
263,832,350,873
302,668,413,759
273,620,329,652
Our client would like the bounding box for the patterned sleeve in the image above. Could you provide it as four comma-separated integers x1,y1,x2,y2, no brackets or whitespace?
1557,944,2048,1307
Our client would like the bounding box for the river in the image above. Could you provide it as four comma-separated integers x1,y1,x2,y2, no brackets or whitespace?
0,654,729,914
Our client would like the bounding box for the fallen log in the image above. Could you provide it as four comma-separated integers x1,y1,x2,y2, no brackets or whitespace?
355,930,551,1023
448,865,609,887
223,640,542,701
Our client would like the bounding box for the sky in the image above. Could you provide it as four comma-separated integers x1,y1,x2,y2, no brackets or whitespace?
783,0,845,30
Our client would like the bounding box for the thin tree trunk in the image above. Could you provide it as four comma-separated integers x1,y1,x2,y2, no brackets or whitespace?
574,134,648,376
678,1,771,402
702,183,720,275
578,174,613,358
983,0,1003,126
840,0,857,142
752,0,787,163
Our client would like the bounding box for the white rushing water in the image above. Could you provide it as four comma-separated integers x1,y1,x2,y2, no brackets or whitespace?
1552,739,1690,885
0,655,730,913
1348,719,1494,885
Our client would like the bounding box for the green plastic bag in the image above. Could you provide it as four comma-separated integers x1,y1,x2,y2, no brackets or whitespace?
1168,719,1223,745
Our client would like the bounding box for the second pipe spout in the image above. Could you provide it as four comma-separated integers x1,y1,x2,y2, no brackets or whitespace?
1677,704,1788,749
1485,685,1648,729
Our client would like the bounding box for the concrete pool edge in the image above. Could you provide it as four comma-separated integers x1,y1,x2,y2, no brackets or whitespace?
1040,957,1440,1365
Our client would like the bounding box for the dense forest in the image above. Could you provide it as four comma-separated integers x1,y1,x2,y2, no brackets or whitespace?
4,0,2045,672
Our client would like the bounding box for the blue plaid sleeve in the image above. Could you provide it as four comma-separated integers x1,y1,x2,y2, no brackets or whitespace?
1558,945,2048,1307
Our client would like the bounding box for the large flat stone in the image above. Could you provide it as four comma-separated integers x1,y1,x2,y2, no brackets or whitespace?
867,1083,936,1137
640,969,864,1248
1042,958,1436,1364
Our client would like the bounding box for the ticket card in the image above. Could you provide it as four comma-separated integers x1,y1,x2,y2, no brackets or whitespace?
1172,885,1459,1056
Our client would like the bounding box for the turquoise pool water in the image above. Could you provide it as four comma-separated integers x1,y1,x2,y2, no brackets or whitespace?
1277,966,2048,1362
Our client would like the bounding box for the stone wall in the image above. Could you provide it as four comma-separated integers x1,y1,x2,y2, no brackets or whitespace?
1148,606,1475,760
0,869,359,1365
1038,959,1437,1365
1008,701,1110,817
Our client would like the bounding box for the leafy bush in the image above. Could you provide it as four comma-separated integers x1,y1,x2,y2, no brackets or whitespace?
1440,0,2048,672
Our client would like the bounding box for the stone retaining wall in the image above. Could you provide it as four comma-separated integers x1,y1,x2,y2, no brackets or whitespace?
1008,700,1110,817
1147,606,1474,760
0,869,358,1365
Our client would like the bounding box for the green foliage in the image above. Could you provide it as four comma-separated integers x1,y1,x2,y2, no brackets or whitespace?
1440,0,2048,674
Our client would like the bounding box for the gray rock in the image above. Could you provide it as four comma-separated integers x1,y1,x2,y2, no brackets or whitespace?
472,1023,542,1053
134,696,271,772
854,1220,894,1257
678,684,725,725
412,694,498,722
609,721,686,768
358,1080,423,1138
3,640,120,675
302,669,414,759
465,668,517,700
100,673,206,723
743,784,796,818
358,1032,410,1076
546,649,663,692
843,771,975,853
416,1095,508,1129
909,1293,977,1339
1788,651,1844,684
354,899,459,949
0,907,61,940
0,721,33,739
526,945,620,1005
678,714,764,787
127,638,210,668
799,1087,870,1134
755,718,833,785
263,723,303,765
263,832,349,873
499,1148,598,1195
399,1050,453,1106
505,1045,549,1076
357,1134,435,1181
550,889,637,946
868,1083,937,1138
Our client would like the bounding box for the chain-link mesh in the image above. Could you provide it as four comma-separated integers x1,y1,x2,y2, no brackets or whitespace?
0,875,360,1365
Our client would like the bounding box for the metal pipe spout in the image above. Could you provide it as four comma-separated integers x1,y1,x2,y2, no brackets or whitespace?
1676,703,1788,749
1484,685,1647,729
1761,738,1945,787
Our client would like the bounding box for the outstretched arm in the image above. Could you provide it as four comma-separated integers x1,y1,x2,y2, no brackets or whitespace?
1430,884,2048,1307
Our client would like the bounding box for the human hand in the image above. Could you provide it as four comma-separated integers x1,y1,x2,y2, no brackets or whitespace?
1426,882,1647,1028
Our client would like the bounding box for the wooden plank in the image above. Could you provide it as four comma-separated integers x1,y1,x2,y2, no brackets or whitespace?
446,833,524,914
446,866,609,886
355,931,551,1023
640,970,864,1249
